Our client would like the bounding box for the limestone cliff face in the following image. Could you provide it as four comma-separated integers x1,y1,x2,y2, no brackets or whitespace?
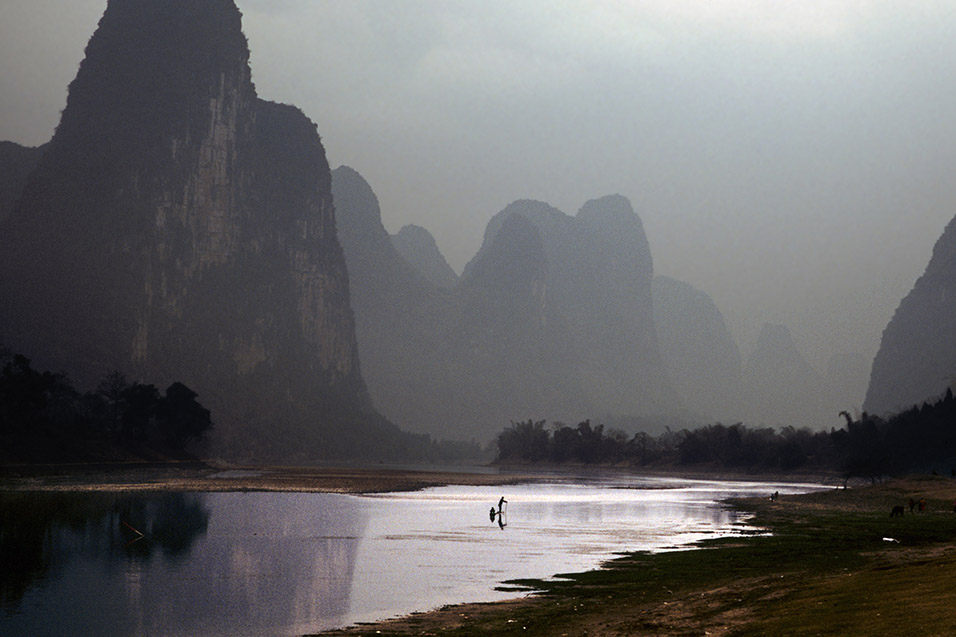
865,214,956,415
0,0,388,460
0,141,44,225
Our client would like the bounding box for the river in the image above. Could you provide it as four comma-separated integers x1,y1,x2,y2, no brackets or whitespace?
0,474,824,636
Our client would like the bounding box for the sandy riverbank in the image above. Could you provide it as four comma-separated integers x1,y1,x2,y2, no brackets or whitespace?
0,461,536,494
0,461,835,495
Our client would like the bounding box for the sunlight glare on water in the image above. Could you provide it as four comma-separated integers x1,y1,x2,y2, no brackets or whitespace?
345,475,823,626
0,475,825,636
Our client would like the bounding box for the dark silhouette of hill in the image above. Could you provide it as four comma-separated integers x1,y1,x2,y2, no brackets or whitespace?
865,214,956,416
0,0,413,462
652,275,743,421
391,224,459,288
0,141,44,225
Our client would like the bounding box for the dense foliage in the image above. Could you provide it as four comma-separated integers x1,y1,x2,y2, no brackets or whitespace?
0,349,490,465
496,419,836,472
0,351,212,463
497,389,956,479
832,389,956,481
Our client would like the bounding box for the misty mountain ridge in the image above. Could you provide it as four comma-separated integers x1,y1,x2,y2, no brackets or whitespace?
338,164,870,436
331,165,459,438
335,171,682,439
0,0,415,461
740,323,833,427
652,275,743,422
472,196,675,416
391,224,460,288
824,351,868,416
0,1,900,454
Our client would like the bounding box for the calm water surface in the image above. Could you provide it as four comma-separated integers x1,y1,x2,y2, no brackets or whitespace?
0,475,824,636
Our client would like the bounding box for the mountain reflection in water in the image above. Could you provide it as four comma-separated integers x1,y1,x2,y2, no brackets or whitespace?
1,492,209,612
1,491,367,636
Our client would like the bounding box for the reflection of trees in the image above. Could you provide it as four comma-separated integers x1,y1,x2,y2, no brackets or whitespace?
116,493,209,559
0,492,208,612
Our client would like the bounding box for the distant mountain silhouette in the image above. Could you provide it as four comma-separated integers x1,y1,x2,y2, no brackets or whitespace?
742,323,829,427
467,196,679,417
331,165,456,436
452,212,582,430
0,0,408,461
0,141,44,224
334,173,680,439
652,276,743,421
865,214,956,415
391,225,459,288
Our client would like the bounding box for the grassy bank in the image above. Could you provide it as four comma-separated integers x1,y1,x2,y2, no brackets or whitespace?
329,475,956,635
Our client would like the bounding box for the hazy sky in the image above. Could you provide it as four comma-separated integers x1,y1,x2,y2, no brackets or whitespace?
3,1,956,387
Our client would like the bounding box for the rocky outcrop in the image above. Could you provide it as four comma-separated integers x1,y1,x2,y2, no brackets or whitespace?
0,141,44,224
0,0,404,460
652,276,743,420
391,224,459,288
865,214,956,415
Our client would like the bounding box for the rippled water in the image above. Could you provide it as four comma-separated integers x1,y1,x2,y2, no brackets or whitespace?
0,474,823,636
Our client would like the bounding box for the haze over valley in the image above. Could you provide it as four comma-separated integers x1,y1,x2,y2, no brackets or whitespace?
3,1,956,459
